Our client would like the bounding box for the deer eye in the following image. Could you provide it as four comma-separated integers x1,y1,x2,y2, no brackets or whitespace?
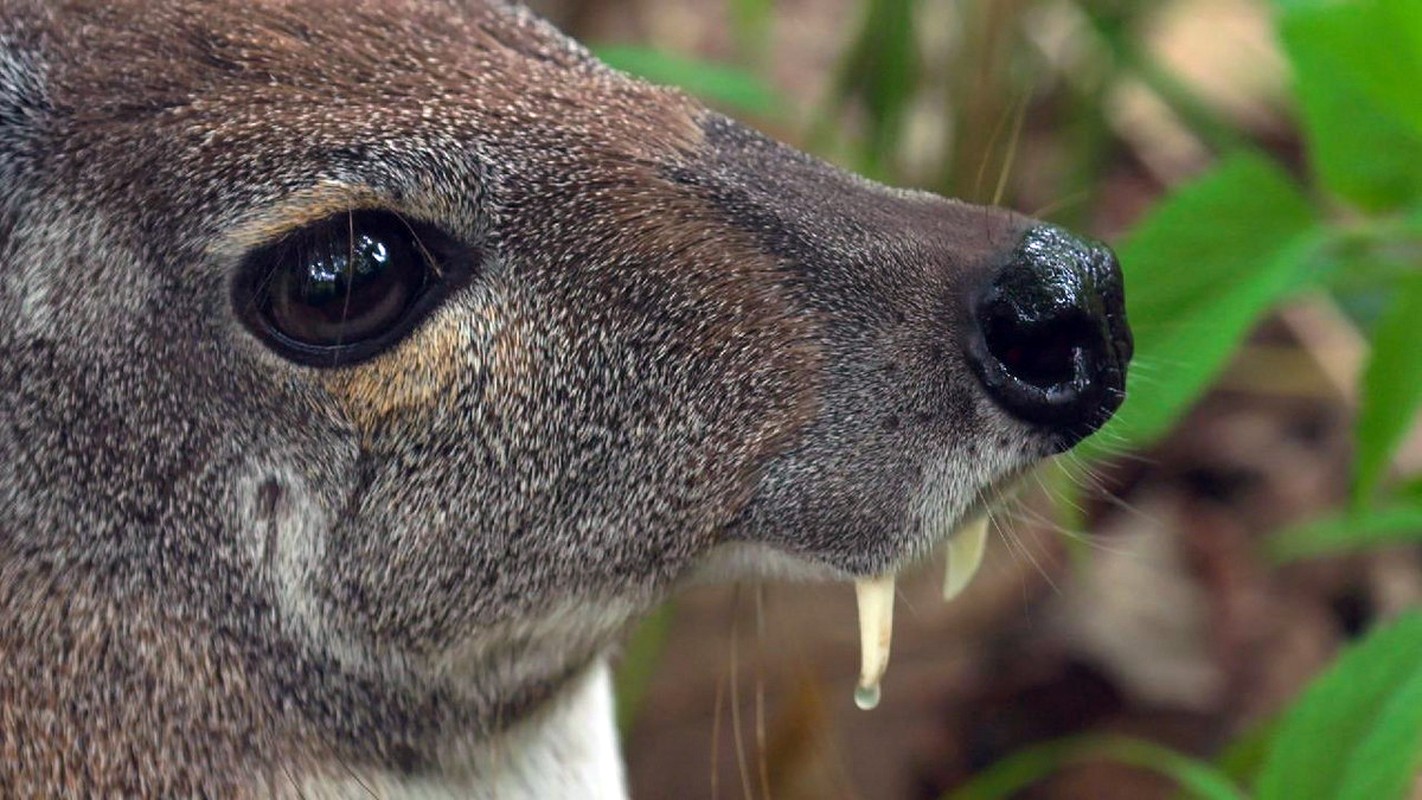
234,210,469,366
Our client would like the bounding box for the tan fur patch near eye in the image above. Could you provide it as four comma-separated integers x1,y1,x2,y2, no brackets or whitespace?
319,310,469,432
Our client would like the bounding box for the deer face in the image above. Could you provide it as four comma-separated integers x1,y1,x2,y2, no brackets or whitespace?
0,0,1128,765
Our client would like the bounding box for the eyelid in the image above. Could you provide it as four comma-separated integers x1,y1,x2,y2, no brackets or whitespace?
212,184,391,262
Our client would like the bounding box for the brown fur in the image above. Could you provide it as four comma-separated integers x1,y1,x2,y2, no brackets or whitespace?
0,0,1123,795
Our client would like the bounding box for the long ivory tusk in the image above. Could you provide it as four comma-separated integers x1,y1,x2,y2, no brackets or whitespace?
853,574,895,710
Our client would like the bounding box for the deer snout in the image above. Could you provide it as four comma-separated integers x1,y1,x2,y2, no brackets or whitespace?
966,224,1132,449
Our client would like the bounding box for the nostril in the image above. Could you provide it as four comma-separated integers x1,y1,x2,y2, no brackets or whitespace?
983,307,1096,390
966,224,1132,442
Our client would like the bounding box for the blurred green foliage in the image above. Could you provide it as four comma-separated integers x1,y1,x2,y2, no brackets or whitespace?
594,46,779,114
597,0,1422,794
1084,153,1320,453
1257,611,1422,800
940,611,1422,800
943,734,1250,800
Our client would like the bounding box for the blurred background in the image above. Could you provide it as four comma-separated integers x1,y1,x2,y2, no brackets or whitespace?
528,0,1422,797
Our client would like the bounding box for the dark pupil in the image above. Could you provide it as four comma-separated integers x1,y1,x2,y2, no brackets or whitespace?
269,229,425,346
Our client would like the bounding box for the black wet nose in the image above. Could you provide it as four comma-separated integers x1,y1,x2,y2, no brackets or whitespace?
967,225,1133,447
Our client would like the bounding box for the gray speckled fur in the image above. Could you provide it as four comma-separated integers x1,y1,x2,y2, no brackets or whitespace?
0,0,1059,795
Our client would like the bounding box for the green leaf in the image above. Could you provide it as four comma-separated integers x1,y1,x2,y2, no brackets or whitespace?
1399,474,1422,503
1258,611,1422,800
1281,0,1422,210
1354,272,1422,504
1266,503,1422,562
1081,154,1319,456
940,734,1247,800
1215,718,1280,790
1338,667,1422,800
593,46,780,116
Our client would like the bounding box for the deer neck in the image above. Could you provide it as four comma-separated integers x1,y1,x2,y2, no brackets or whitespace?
299,659,627,799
